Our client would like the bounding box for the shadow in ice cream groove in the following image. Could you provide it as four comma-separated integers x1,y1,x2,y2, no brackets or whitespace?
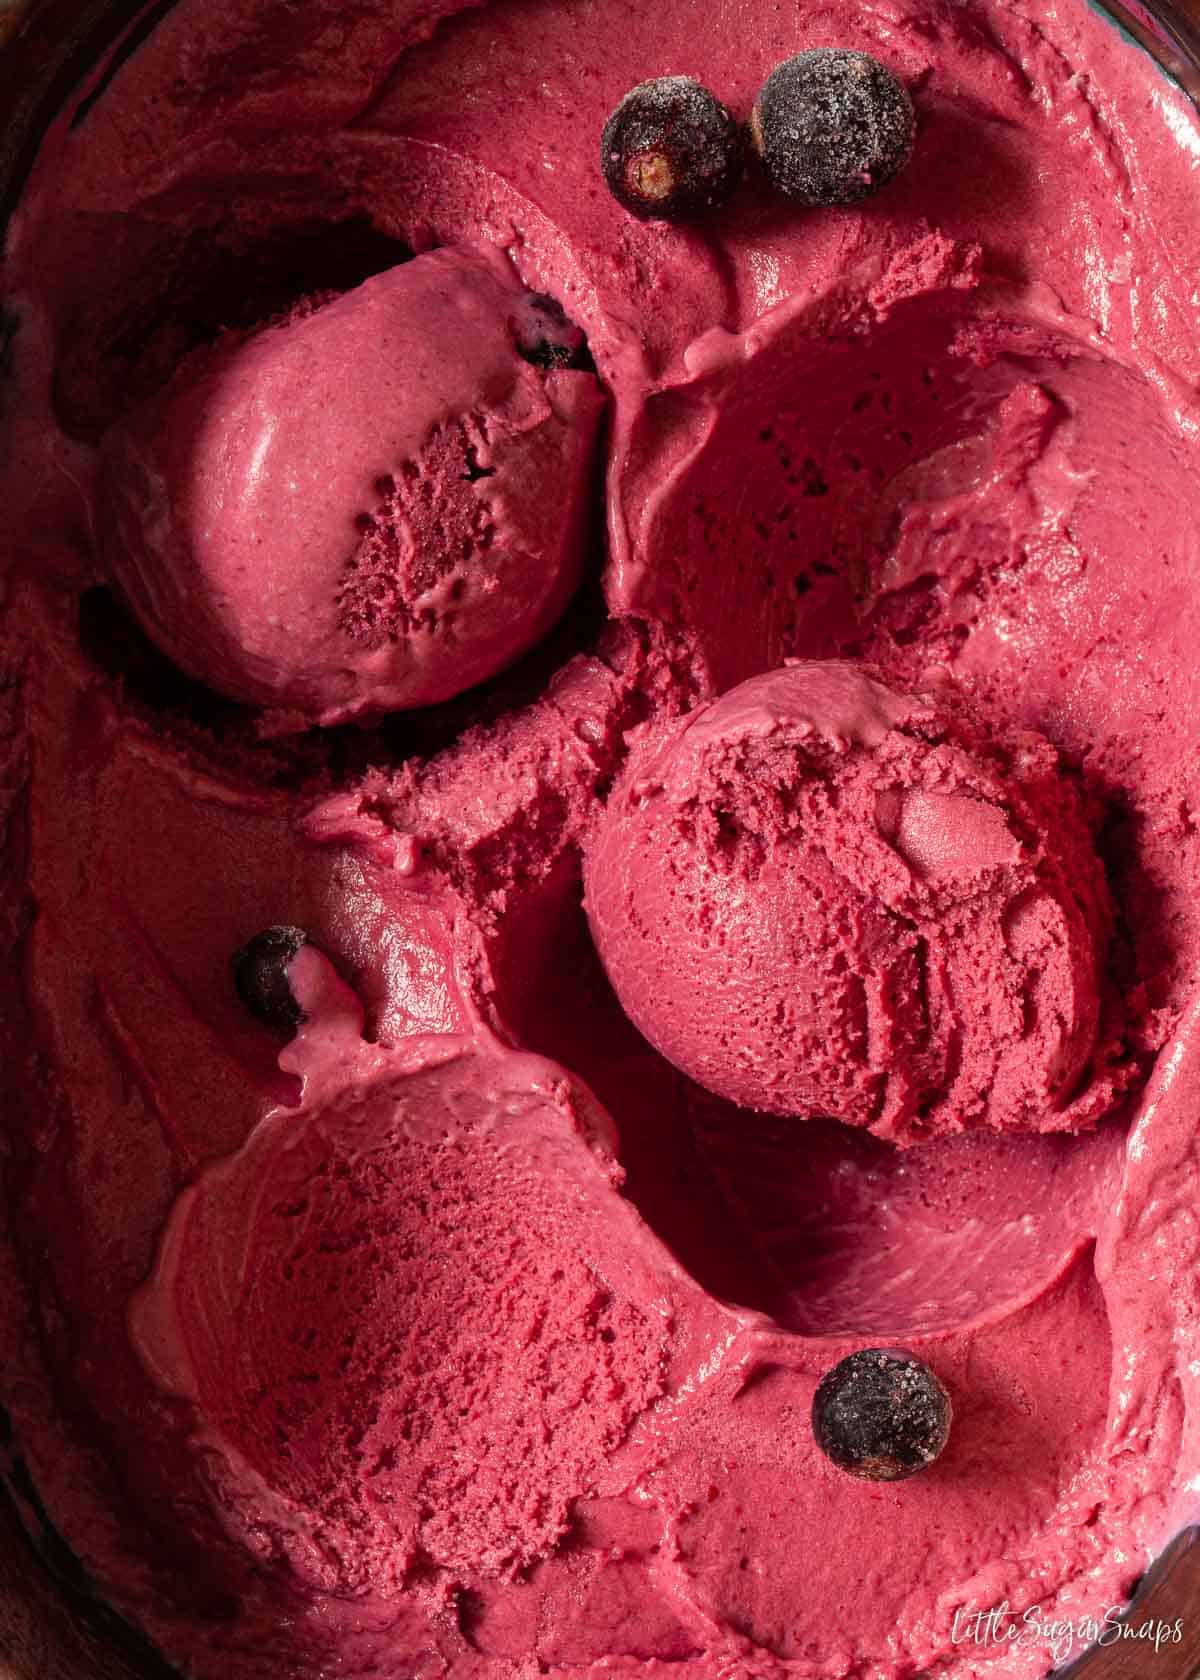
0,1412,181,1680
49,210,414,443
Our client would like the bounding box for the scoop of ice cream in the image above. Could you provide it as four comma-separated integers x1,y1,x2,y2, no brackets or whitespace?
585,662,1125,1143
131,945,673,1595
96,245,605,725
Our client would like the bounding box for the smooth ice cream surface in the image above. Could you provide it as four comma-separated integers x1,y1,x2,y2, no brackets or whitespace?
4,0,1200,1678
585,662,1129,1142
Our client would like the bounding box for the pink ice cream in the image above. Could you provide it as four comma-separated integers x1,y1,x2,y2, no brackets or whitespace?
585,661,1128,1142
130,945,677,1594
2,0,1200,1678
98,245,604,723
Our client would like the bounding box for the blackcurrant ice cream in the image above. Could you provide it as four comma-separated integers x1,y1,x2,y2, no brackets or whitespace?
97,245,605,724
3,0,1200,1677
584,662,1131,1141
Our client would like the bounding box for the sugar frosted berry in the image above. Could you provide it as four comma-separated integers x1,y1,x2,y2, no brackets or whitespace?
601,76,743,221
812,1349,952,1482
751,50,915,207
232,925,311,1034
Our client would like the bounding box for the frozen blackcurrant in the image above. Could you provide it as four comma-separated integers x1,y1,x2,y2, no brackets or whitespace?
510,291,595,371
601,76,743,222
812,1348,951,1481
232,925,311,1034
751,50,915,207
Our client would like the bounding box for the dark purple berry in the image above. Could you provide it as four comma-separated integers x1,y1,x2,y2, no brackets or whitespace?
232,925,310,1034
601,76,743,222
812,1348,951,1481
510,292,595,372
751,50,915,207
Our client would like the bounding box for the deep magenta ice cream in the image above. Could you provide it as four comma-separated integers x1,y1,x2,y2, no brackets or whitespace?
98,245,605,724
585,661,1129,1142
131,944,679,1594
3,0,1200,1677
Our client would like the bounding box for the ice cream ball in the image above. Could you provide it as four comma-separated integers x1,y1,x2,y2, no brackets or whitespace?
96,245,605,726
584,662,1129,1144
